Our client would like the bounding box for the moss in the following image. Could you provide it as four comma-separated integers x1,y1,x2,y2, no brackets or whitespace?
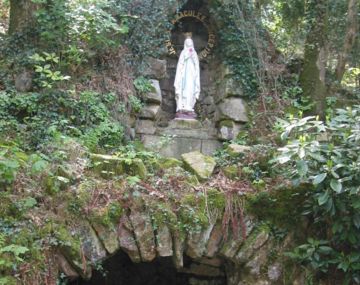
158,157,183,169
129,158,147,179
88,202,123,227
206,188,226,212
219,119,234,128
149,202,177,230
223,165,239,179
246,185,309,229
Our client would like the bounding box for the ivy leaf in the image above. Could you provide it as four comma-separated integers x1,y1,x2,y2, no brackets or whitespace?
318,191,330,206
330,179,342,193
296,160,308,176
313,173,327,185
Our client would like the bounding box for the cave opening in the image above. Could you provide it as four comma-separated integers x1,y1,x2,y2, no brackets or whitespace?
69,250,227,285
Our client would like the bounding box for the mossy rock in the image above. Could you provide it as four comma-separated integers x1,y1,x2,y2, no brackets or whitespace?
159,157,183,169
227,144,251,158
90,154,125,178
181,151,216,181
129,158,148,179
223,165,239,179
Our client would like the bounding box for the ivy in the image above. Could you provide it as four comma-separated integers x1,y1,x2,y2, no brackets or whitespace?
210,0,260,98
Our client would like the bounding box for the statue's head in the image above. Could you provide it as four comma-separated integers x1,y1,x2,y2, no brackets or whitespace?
184,38,194,49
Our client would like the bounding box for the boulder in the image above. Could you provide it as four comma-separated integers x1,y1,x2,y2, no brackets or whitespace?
139,104,161,120
181,151,216,181
143,79,162,104
218,120,244,141
216,98,248,123
130,158,148,180
135,120,156,135
142,57,167,79
90,154,124,177
227,144,252,157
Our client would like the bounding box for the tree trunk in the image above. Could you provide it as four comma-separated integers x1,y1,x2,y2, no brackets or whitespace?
335,0,358,82
299,0,328,118
8,0,38,34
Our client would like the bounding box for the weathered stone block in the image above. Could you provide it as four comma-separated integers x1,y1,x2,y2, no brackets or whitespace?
216,98,249,123
224,78,244,98
227,144,252,157
77,221,107,263
143,79,162,104
129,211,156,262
181,151,216,181
135,120,156,135
156,225,173,257
218,120,244,141
186,224,215,259
142,135,202,159
90,154,124,177
118,216,141,263
91,223,119,255
139,104,161,120
169,118,202,129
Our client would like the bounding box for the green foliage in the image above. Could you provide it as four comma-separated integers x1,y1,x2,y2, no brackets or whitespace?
273,107,360,283
0,89,124,150
35,0,128,50
210,0,260,98
128,95,144,114
121,0,175,59
0,233,29,285
133,76,154,94
29,52,70,89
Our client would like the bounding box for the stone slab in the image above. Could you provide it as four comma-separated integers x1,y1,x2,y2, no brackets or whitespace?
142,134,221,159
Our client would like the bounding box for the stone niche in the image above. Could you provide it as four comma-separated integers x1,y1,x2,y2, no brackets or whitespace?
136,0,249,158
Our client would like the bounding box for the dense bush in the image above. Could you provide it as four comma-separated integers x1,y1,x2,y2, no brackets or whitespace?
0,90,124,151
273,107,360,283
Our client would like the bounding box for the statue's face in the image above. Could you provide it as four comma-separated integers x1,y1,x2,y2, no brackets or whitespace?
185,39,194,48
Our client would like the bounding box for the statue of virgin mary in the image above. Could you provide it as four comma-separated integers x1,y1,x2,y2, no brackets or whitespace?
174,34,200,119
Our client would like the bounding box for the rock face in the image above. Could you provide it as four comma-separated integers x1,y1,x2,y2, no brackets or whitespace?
142,57,167,80
216,98,249,123
58,208,303,285
181,151,216,181
135,119,156,135
218,120,244,141
144,80,162,104
139,104,161,119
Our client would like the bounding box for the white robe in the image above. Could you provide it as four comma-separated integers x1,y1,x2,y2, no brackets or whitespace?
174,41,200,112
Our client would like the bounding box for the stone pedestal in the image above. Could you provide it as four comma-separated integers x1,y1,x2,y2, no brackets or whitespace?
139,119,221,159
